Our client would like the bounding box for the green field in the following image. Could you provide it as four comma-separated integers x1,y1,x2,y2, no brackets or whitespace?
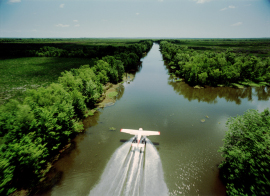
0,57,93,104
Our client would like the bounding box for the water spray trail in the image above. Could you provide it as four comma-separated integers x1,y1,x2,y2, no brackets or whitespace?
89,139,132,196
89,138,169,196
143,139,168,196
114,149,134,195
124,149,140,195
131,151,144,196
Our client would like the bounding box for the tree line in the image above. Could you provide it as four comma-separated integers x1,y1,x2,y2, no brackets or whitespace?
0,40,152,60
159,41,270,87
0,40,153,195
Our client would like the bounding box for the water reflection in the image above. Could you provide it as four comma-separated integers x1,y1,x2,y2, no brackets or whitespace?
168,77,270,104
116,83,125,101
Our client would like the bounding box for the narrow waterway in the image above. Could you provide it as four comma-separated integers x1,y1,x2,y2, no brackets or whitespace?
45,43,270,196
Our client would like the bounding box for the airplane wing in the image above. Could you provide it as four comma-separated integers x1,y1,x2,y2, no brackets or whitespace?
120,129,160,136
140,130,160,136
120,129,140,135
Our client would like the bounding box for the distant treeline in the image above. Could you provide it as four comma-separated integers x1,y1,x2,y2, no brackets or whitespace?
160,41,270,87
0,40,152,65
0,40,153,195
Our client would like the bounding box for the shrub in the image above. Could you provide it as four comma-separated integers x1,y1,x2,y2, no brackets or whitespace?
219,109,270,195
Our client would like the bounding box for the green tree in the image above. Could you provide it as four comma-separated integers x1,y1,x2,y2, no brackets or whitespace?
219,109,270,196
198,72,208,84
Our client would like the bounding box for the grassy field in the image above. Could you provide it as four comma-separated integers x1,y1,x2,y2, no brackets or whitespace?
0,57,93,105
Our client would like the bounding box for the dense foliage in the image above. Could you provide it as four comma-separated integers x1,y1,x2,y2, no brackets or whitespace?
159,41,270,87
0,40,153,195
219,109,270,195
0,39,152,64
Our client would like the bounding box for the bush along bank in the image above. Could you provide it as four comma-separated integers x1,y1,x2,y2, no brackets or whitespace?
219,109,270,195
159,41,270,88
0,40,153,195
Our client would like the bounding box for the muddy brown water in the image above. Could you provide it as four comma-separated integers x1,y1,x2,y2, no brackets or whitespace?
43,43,270,196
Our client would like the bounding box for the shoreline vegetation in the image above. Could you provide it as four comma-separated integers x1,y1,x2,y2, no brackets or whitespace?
218,109,270,196
159,40,270,88
0,39,153,195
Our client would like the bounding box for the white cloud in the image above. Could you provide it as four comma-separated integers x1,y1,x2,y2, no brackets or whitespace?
136,13,140,15
60,4,65,8
8,0,21,3
55,24,69,27
220,5,236,11
74,24,80,27
73,20,78,22
194,0,212,4
231,22,242,26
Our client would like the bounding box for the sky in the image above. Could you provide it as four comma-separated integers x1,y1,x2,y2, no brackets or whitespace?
0,0,269,38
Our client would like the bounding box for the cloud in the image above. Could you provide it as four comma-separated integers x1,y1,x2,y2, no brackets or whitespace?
60,4,65,8
73,20,78,22
74,24,80,27
8,0,21,3
158,0,163,2
55,24,69,27
220,5,236,11
136,13,140,15
194,0,212,4
231,22,242,26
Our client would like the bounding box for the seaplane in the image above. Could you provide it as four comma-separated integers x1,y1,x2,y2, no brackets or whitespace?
120,128,160,150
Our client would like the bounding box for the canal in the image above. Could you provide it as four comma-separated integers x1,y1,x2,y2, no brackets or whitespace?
45,43,270,196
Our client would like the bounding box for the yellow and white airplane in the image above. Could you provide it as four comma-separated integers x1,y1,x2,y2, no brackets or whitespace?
120,128,160,148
